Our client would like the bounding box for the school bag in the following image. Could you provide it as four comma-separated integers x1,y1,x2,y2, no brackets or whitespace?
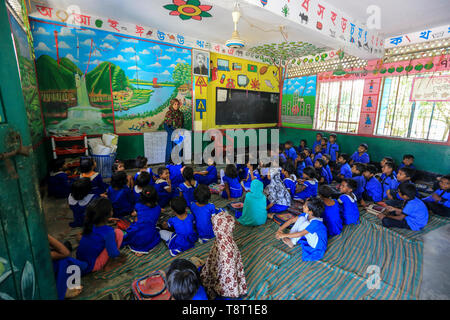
131,271,171,300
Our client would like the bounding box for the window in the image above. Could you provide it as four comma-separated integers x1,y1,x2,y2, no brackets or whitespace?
376,72,449,142
315,79,364,133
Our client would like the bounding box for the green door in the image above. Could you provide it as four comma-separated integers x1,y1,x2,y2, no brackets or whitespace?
0,1,57,299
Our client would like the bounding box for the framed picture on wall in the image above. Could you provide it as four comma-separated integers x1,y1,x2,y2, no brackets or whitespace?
192,49,210,77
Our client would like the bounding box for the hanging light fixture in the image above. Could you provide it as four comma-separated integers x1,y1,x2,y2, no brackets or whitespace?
226,2,245,49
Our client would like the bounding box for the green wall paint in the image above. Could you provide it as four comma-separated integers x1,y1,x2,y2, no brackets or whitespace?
280,127,450,175
116,135,144,160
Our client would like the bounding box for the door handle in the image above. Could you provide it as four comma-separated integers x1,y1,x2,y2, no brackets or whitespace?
0,131,31,179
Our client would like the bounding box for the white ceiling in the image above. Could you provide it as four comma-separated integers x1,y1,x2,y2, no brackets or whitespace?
34,0,450,51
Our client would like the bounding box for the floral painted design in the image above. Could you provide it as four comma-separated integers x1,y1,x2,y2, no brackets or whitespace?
163,0,213,21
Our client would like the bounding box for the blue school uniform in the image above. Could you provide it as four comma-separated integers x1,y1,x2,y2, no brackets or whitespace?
364,176,383,202
296,161,306,178
190,202,217,241
76,225,120,273
399,163,416,170
68,193,97,227
48,171,71,198
53,257,88,300
286,147,297,162
294,179,318,200
242,168,262,191
192,285,209,300
322,201,343,237
338,193,360,225
155,179,172,207
122,203,161,254
194,165,218,185
283,177,297,197
325,165,332,182
178,181,199,207
320,167,332,184
340,163,352,178
166,164,184,191
352,175,366,200
381,174,398,199
107,186,135,218
82,172,108,197
423,189,450,208
313,152,323,163
297,213,328,261
221,175,243,199
166,214,198,256
312,141,322,154
326,142,340,162
237,164,247,181
279,153,287,165
403,197,428,231
350,152,370,164
304,156,313,168
134,168,155,185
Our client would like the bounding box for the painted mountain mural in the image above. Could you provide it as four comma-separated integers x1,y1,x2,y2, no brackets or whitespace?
30,18,193,134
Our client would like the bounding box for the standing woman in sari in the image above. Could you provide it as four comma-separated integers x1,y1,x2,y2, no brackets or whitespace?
164,98,184,163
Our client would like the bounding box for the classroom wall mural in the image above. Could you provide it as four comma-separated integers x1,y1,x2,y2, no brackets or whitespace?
30,18,193,135
281,75,317,129
8,12,44,145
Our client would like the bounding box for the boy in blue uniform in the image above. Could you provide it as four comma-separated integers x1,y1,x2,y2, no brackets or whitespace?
322,154,333,184
399,154,416,171
315,158,331,185
275,197,328,261
338,179,360,225
106,171,135,218
349,143,370,165
312,144,323,164
378,182,428,231
336,153,352,181
326,133,339,167
320,137,328,154
48,158,71,199
319,185,342,238
303,148,314,167
297,139,307,153
160,197,198,256
423,175,450,217
191,185,217,243
380,161,398,199
361,164,383,205
312,132,323,154
385,167,416,207
293,166,319,200
294,151,307,179
155,167,173,208
351,163,366,201
285,141,298,163
278,144,287,165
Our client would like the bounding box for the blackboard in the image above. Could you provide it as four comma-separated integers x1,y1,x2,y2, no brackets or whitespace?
215,88,279,125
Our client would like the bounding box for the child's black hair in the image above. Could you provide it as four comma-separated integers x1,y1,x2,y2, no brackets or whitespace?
80,157,94,174
225,164,238,179
50,158,65,173
322,154,331,161
441,174,450,182
339,153,350,163
303,148,311,155
329,133,337,139
314,144,322,152
398,182,417,200
383,161,395,170
316,132,324,138
279,144,285,152
403,154,415,160
135,171,151,187
170,196,187,215
398,167,414,179
158,166,169,176
112,160,125,173
342,178,357,191
383,156,394,163
298,152,307,160
140,185,158,208
300,139,308,146
363,164,378,175
136,156,148,169
318,185,334,198
194,184,211,205
182,166,194,182
111,171,128,189
359,143,369,151
303,166,316,179
305,197,325,218
321,137,328,143
352,162,366,174
282,161,295,175
285,140,293,147
71,178,92,200
166,259,200,300
315,158,325,167
83,198,112,235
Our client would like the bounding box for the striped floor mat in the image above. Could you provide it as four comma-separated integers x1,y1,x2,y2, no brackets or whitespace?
76,196,450,300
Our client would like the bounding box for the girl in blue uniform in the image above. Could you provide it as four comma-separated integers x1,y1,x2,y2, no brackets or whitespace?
68,178,97,228
48,158,71,199
122,186,161,256
133,171,151,203
349,143,370,165
76,198,124,273
362,165,383,204
380,161,398,199
194,159,218,186
178,166,199,207
312,132,323,154
351,162,366,201
284,141,298,163
338,179,360,225
281,162,297,198
221,164,243,200
319,185,342,237
423,175,450,217
241,163,261,192
275,197,328,261
79,157,108,197
106,171,135,218
159,197,198,256
191,184,217,243
337,153,352,181
294,166,319,201
378,183,428,231
155,167,173,208
166,259,208,300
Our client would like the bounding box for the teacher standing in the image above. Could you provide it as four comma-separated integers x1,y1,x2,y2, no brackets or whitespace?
164,98,184,164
